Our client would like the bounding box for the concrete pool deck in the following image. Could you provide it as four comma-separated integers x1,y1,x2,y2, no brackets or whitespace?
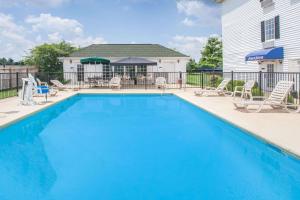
0,88,300,158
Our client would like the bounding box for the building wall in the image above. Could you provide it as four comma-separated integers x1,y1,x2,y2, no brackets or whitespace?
221,0,300,72
63,57,188,73
62,57,189,84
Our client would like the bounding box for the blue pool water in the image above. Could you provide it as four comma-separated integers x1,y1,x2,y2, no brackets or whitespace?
0,94,300,200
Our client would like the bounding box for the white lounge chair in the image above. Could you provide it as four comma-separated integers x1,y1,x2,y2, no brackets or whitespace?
233,80,256,100
50,80,68,90
51,79,79,91
156,77,167,89
233,81,295,112
109,77,121,89
194,79,230,96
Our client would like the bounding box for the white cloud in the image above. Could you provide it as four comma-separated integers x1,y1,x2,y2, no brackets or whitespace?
26,13,107,47
0,13,107,60
48,32,63,43
168,34,221,61
0,0,70,7
177,0,220,28
70,36,107,48
0,13,34,59
26,13,83,37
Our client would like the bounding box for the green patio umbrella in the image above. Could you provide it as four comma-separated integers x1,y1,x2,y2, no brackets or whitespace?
80,57,110,65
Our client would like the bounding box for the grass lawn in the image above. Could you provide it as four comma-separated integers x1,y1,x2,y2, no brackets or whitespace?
0,89,18,99
186,73,223,87
187,73,263,96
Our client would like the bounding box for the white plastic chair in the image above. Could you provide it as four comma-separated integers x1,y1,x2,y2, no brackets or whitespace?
233,81,295,112
194,79,230,96
155,77,167,89
233,80,256,100
109,77,121,89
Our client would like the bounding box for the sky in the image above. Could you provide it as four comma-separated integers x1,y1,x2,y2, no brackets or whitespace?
0,0,221,61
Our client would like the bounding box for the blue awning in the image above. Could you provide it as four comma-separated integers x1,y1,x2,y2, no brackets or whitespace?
245,47,284,61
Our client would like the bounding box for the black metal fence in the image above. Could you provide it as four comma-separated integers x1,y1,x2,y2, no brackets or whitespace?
1,71,300,104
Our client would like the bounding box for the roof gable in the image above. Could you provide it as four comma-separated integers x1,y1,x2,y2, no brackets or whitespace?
69,44,189,58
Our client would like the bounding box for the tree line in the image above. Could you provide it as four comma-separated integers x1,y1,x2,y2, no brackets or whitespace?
0,58,25,66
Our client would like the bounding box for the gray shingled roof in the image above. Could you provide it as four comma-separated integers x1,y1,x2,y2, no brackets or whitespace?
69,44,189,58
111,57,157,66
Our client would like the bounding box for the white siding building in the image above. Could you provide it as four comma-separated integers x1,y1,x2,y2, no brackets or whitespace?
217,0,300,73
62,44,189,74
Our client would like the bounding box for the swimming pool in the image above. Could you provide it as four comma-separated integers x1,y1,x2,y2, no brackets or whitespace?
0,94,299,200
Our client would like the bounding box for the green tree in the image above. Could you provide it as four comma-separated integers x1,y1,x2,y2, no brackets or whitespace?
199,37,223,69
187,59,199,72
25,41,77,73
0,58,7,66
7,58,14,65
0,58,15,66
13,60,25,65
0,58,25,65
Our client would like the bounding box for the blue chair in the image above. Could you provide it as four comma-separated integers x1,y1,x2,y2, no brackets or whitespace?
37,86,50,101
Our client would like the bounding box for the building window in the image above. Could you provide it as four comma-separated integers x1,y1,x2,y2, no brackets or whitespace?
125,66,135,79
265,18,275,41
261,16,280,43
137,65,147,76
114,66,124,76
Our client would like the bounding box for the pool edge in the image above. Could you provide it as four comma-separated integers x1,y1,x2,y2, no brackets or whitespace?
0,93,79,129
173,93,300,161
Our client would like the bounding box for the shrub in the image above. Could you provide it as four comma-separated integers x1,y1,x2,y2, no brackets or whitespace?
210,75,223,87
61,79,71,84
287,91,298,104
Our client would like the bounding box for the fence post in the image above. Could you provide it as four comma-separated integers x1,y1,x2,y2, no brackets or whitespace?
145,72,147,90
298,73,300,104
9,68,12,90
231,71,234,92
16,72,19,93
201,72,204,89
259,71,262,96
179,71,182,89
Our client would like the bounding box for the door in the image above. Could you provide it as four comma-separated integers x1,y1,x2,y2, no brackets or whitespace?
125,66,135,79
103,64,112,80
77,64,84,82
267,63,275,88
